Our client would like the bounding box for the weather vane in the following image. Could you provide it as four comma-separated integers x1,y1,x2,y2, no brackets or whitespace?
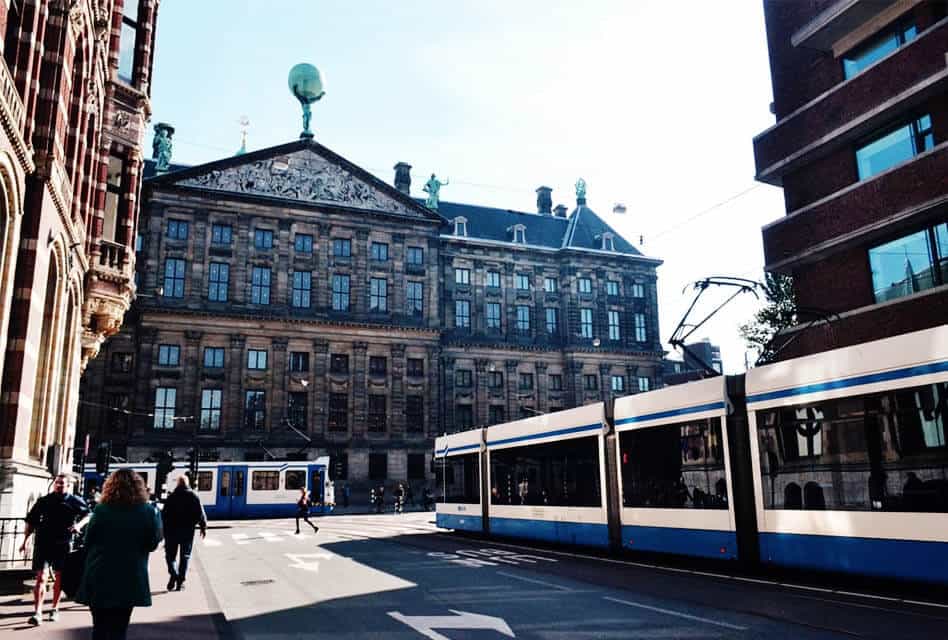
288,63,325,139
236,115,250,155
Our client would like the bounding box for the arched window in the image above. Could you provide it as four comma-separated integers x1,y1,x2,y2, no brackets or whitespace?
511,224,526,244
453,217,467,237
601,232,615,251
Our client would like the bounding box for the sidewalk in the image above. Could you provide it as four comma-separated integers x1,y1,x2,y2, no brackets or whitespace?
0,545,225,639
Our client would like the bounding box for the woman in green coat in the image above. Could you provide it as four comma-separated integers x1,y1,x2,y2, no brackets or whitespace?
76,469,163,640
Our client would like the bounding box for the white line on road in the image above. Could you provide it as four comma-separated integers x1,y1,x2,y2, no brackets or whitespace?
202,537,222,547
603,596,748,631
497,571,572,592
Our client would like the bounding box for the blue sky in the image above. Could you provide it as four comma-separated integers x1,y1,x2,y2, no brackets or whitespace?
150,1,785,372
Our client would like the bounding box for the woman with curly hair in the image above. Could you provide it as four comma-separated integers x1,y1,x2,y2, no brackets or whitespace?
76,468,162,640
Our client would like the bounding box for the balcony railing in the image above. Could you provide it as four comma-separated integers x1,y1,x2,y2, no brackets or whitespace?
97,239,130,274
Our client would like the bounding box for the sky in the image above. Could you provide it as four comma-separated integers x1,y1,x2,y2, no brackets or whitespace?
149,0,786,373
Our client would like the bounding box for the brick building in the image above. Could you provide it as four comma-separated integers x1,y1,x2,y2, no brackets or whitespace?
77,138,664,490
753,0,947,360
0,0,159,517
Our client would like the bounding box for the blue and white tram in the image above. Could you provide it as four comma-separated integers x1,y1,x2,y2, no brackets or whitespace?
484,403,610,547
614,377,738,559
435,429,484,532
84,457,333,520
745,324,948,582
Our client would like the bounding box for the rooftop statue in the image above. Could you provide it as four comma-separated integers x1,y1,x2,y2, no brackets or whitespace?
288,63,325,139
152,123,175,172
575,178,587,200
424,173,449,210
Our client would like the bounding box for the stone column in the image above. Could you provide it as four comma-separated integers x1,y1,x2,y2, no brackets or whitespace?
182,330,203,434
535,361,548,413
271,337,288,433
599,362,611,404
442,355,456,433
315,223,331,311
567,359,583,409
505,359,518,420
426,345,441,436
134,327,160,437
626,363,638,395
475,358,490,427
352,341,368,436
227,335,246,435
312,340,329,436
353,230,369,315
390,343,406,438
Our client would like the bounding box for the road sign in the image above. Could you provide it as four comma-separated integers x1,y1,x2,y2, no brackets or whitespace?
387,610,515,640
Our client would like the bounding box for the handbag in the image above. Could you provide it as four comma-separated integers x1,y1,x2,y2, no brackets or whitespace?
60,539,86,599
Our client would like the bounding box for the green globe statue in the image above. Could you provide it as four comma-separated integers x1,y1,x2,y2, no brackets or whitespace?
288,63,325,139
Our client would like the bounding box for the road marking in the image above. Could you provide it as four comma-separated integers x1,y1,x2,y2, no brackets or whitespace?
285,552,332,573
388,609,515,640
497,571,572,592
603,596,748,631
260,531,283,543
201,537,222,547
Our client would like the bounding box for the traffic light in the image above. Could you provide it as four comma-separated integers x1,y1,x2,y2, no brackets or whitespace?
188,448,199,482
156,450,174,480
95,442,111,475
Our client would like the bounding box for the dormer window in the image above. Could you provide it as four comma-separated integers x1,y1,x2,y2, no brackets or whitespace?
512,224,526,244
453,217,468,237
601,232,615,252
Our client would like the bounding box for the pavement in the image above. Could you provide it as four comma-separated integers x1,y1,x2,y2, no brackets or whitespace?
3,511,948,639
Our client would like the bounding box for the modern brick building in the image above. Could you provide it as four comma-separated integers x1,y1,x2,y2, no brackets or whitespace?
753,0,947,359
77,138,664,491
663,339,722,386
0,0,159,517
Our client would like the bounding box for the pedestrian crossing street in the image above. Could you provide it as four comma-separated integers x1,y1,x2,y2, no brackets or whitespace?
199,512,441,548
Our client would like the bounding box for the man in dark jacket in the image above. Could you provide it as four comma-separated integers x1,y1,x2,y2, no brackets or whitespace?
21,473,90,626
161,476,206,591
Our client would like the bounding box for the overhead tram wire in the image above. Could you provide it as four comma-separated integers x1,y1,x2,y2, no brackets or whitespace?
648,184,764,242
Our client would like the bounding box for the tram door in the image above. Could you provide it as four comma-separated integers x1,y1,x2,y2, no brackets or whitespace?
216,465,248,518
308,465,326,509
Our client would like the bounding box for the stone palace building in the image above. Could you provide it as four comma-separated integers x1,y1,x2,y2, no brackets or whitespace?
0,0,159,517
77,137,664,490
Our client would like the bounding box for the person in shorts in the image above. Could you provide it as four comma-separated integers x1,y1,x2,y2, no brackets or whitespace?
20,473,90,626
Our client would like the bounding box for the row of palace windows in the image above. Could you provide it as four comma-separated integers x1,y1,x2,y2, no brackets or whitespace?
451,370,648,394
455,268,645,298
454,301,648,341
115,349,429,378
166,221,427,266
152,387,426,434
450,218,617,252
164,259,426,314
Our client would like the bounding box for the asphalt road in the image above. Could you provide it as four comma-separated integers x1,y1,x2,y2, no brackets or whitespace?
192,512,948,639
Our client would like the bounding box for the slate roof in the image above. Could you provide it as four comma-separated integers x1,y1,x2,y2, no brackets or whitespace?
143,158,190,179
562,204,641,255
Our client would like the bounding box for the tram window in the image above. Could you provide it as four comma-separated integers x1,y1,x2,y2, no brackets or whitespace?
196,471,213,492
619,418,727,509
285,470,305,491
252,471,280,491
219,471,230,497
234,471,245,496
757,381,948,512
437,453,478,504
490,436,602,507
311,471,322,497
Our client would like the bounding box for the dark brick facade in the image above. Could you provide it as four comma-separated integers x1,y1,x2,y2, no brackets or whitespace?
77,139,664,489
754,0,948,360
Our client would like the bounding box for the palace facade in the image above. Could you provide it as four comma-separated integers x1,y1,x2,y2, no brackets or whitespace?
78,138,664,490
0,0,159,517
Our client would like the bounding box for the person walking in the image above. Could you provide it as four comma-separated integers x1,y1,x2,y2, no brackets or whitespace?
295,487,319,535
76,469,162,640
161,476,207,591
19,473,90,626
394,483,405,515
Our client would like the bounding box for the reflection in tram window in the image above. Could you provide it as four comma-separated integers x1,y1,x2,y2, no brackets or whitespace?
285,470,305,490
489,436,601,507
234,471,245,497
252,470,279,491
196,471,213,492
436,453,479,504
220,471,230,497
757,381,948,512
619,419,728,509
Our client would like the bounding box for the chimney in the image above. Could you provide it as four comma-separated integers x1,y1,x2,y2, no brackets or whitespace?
613,203,627,215
553,204,567,218
535,186,552,215
393,162,412,195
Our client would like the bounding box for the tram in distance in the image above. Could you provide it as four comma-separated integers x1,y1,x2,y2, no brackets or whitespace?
435,325,948,584
83,457,334,519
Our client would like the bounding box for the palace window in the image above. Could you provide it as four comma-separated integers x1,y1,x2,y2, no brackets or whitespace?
519,373,534,391
545,308,558,335
163,259,186,298
611,375,625,393
515,273,530,290
489,405,505,425
580,308,593,338
292,271,311,308
638,377,651,392
244,390,266,429
608,310,621,341
294,234,313,253
516,305,530,332
544,277,558,293
512,224,526,244
254,229,273,249
407,358,424,377
489,371,504,389
549,374,563,391
606,280,619,296
330,354,349,374
332,238,351,257
632,282,645,298
578,277,592,294
406,246,424,265
157,344,180,367
635,313,647,342
200,389,222,431
211,224,232,245
601,233,615,251
369,278,388,312
167,220,189,241
406,396,424,432
328,393,348,431
453,217,467,237
289,351,309,372
153,387,176,430
584,374,599,391
455,369,473,388
486,302,502,330
206,262,228,302
251,267,271,305
455,267,470,285
455,405,474,431
407,281,424,316
247,349,268,370
369,356,387,376
203,347,224,368
368,395,387,432
455,300,471,328
288,392,308,428
370,242,388,261
332,274,350,311
486,270,501,288
856,114,933,180
369,453,387,480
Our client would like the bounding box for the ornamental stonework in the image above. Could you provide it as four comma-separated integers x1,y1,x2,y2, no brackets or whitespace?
179,149,418,216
